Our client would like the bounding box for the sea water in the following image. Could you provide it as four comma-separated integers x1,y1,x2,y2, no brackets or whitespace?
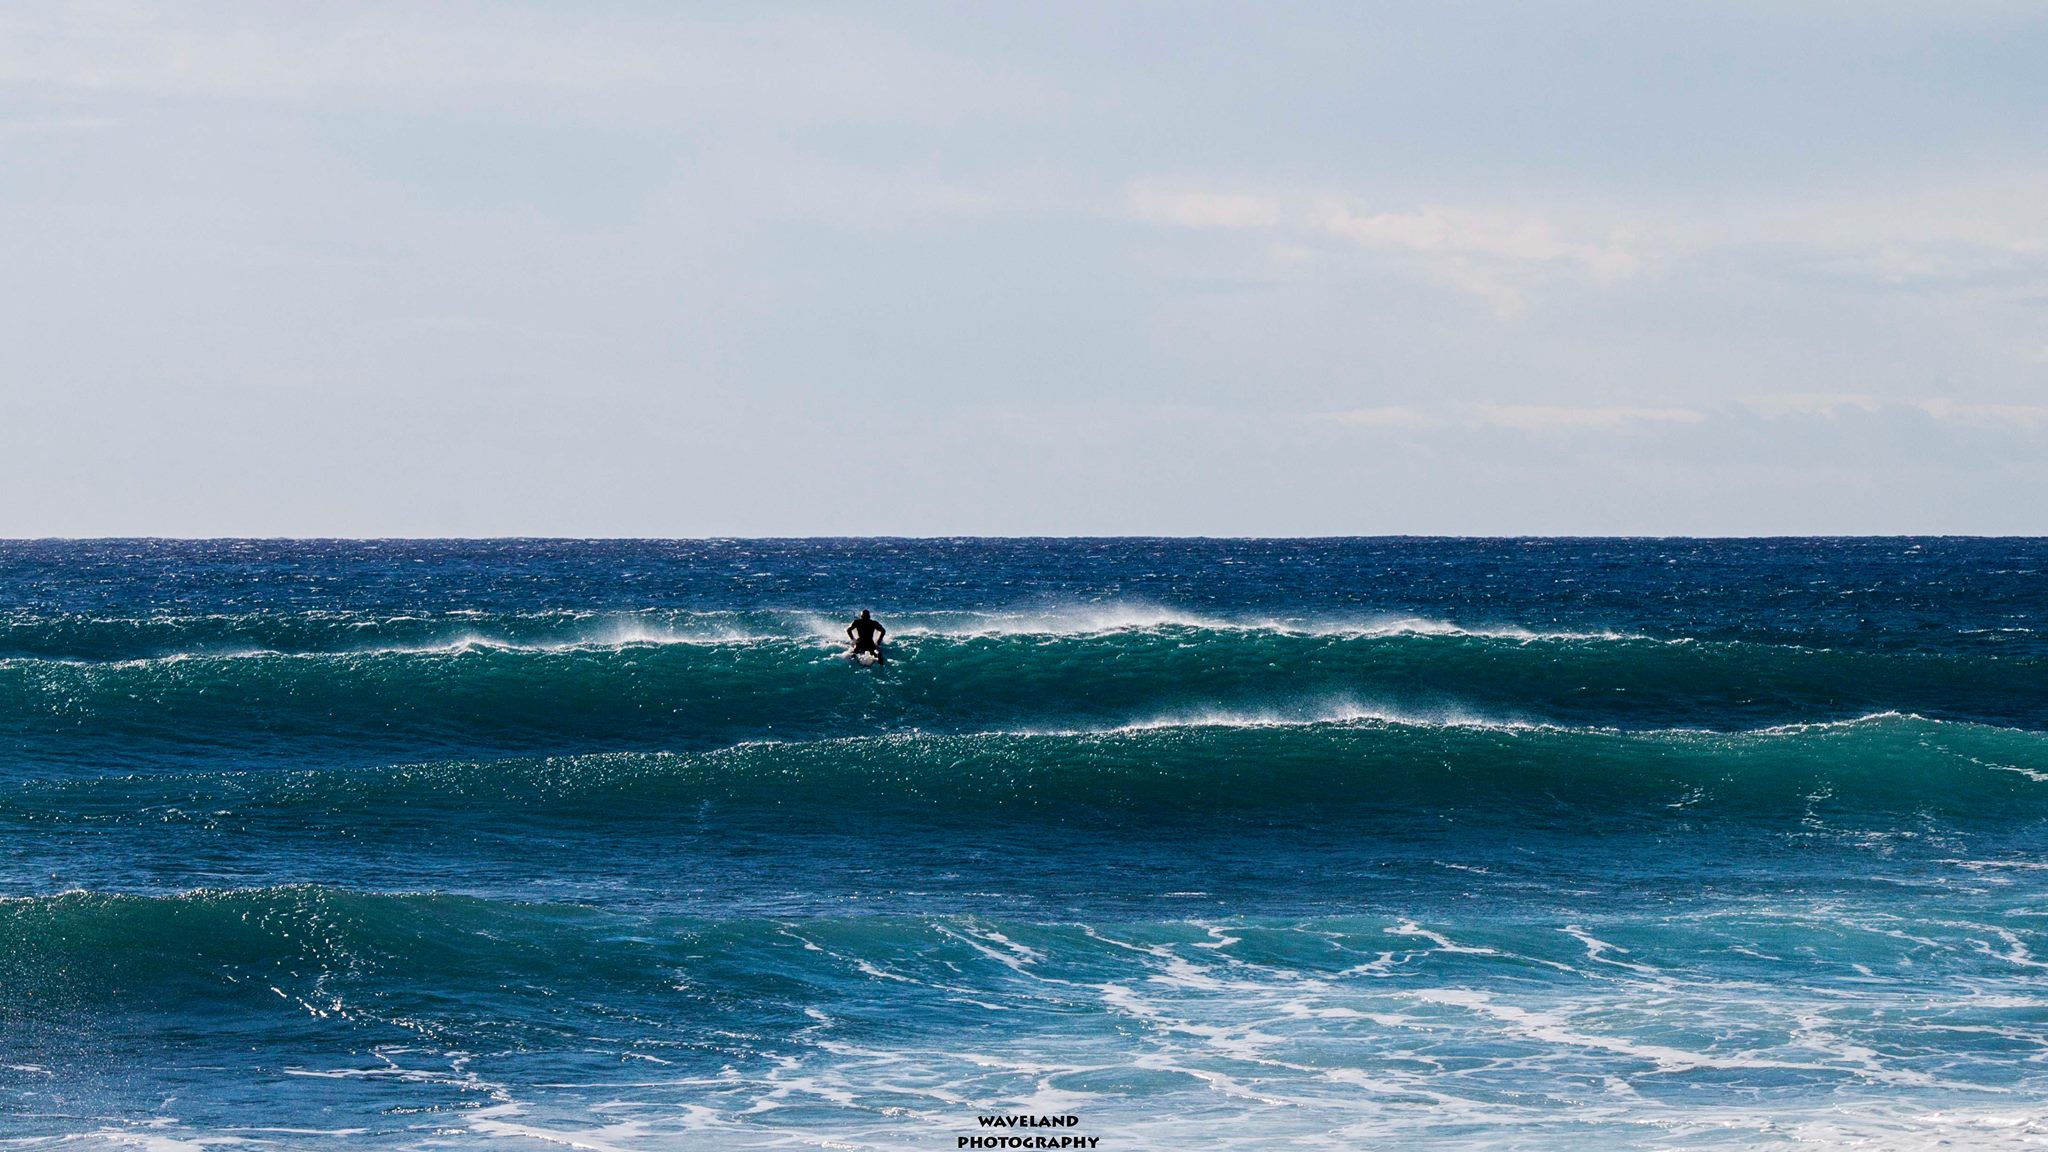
2,538,2045,1149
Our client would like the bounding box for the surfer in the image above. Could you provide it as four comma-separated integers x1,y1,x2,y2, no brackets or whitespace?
846,610,886,661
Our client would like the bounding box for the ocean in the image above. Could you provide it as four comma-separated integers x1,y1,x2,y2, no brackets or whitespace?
2,537,2045,1149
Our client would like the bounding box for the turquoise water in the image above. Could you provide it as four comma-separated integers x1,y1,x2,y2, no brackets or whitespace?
3,539,2046,1148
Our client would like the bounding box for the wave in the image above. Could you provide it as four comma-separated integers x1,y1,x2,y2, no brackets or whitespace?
1019,698,1561,735
6,711,2044,829
848,605,1656,643
0,605,1667,665
1039,705,1931,736
0,609,796,663
2,620,2040,773
0,886,686,1026
8,878,2045,1013
11,884,2048,1151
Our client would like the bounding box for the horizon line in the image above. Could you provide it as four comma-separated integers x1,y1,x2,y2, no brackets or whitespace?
4,534,2043,544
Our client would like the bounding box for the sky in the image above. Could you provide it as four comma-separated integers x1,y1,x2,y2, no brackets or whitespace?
2,1,2046,536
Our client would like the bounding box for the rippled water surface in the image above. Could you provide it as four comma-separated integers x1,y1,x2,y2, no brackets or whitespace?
3,538,2046,1148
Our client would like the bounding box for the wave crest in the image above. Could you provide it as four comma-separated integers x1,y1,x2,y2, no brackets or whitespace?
0,604,1665,665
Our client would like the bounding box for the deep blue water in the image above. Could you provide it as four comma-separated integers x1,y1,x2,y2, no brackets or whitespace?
3,538,2046,1149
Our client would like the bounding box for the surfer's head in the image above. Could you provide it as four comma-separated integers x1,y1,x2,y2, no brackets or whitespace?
859,610,870,619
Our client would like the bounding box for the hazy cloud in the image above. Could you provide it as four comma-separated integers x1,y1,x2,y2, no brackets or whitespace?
1467,404,1705,431
1324,399,2048,436
1318,203,1639,281
0,2,1052,125
1326,406,1442,429
1129,186,1639,312
1735,394,1886,418
1127,188,1283,231
1915,399,2048,426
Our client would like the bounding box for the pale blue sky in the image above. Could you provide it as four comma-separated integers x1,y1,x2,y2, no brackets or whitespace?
3,2,2045,535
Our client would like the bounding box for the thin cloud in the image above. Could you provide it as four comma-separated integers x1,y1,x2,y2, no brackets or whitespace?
1318,203,1638,282
1680,178,2048,295
1321,404,1705,433
1127,188,1282,231
1325,399,2048,434
0,5,1050,126
1128,184,1641,313
1326,406,1442,428
1467,404,1706,431
1916,399,2048,426
1736,395,2048,425
1736,394,1884,417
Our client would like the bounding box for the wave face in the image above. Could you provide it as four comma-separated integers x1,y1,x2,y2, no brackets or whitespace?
4,538,2048,1149
4,614,2043,772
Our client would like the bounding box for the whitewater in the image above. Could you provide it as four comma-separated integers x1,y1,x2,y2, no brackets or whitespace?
2,537,2046,1149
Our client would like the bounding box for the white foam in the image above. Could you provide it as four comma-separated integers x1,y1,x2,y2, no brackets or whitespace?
3,603,1685,667
466,1106,667,1152
1752,710,1927,735
1020,699,1550,737
127,909,2037,1152
1410,987,1947,1086
1386,920,1498,956
1559,925,1663,976
872,604,1658,643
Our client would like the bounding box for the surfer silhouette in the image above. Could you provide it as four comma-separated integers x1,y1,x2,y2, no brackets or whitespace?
846,610,886,660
